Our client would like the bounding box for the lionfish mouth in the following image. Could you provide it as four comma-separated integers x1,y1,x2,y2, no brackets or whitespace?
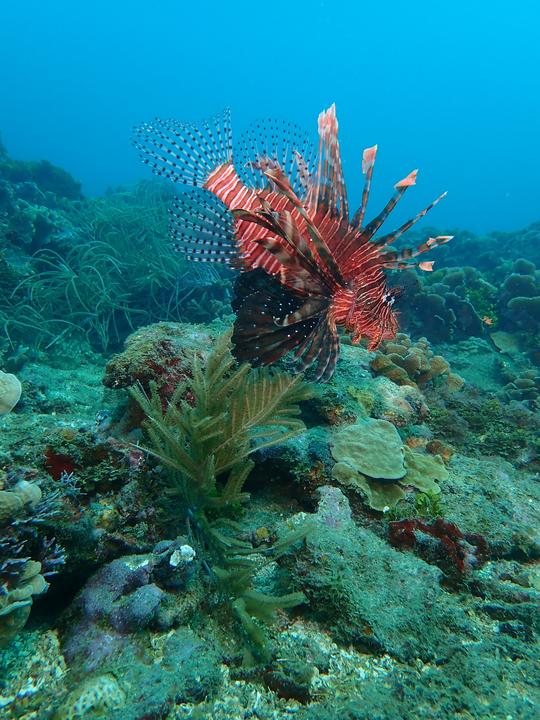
133,104,451,380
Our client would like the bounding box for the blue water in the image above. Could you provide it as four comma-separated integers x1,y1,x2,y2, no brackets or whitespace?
0,0,538,232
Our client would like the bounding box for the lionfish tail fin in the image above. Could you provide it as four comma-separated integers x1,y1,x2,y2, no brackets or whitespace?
351,145,378,230
133,108,232,187
169,189,239,264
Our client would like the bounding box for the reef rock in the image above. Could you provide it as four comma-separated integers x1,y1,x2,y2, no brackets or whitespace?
288,486,476,661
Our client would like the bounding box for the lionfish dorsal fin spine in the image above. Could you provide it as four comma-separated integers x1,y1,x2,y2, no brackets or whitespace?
258,166,345,288
351,145,378,230
381,235,453,270
361,168,418,240
375,191,448,248
314,104,349,220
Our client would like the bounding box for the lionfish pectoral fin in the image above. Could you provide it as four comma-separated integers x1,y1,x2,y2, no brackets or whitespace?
232,271,319,365
294,316,340,382
133,108,232,187
169,189,239,264
231,270,336,379
276,298,328,327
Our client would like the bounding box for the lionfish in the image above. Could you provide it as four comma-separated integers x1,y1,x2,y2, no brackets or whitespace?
133,105,451,381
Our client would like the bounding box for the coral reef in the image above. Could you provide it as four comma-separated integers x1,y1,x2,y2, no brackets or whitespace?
0,142,232,352
0,479,54,646
370,333,464,390
129,332,312,660
286,486,476,659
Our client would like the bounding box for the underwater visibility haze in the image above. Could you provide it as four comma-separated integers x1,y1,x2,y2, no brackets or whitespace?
0,2,539,719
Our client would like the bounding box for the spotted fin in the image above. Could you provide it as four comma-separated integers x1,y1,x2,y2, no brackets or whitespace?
294,316,340,382
133,109,232,186
169,189,239,264
231,269,336,380
235,118,316,199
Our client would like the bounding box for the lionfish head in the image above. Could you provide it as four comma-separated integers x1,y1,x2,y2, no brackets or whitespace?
348,286,400,349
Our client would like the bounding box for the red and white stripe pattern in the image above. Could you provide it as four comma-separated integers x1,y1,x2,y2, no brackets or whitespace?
135,103,450,380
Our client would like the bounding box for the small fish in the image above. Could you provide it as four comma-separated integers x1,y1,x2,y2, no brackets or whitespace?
482,315,494,326
134,105,451,380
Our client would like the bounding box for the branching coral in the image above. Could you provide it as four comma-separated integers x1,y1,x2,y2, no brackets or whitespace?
130,331,313,660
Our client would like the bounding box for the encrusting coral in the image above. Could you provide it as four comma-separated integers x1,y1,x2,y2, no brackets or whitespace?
330,418,448,512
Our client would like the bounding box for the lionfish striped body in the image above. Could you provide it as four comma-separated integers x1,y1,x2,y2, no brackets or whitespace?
134,105,451,380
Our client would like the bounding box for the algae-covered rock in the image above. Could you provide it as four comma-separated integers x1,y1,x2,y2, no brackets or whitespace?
293,636,539,720
53,674,125,720
288,486,475,661
103,321,216,392
348,376,429,427
55,629,222,720
442,455,540,557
